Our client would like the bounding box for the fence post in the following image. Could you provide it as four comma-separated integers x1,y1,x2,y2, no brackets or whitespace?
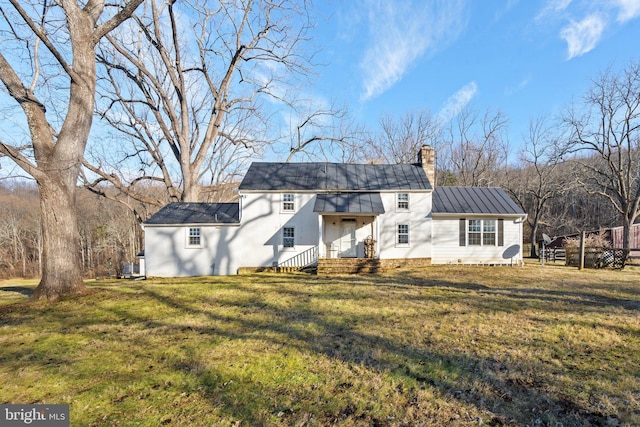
578,231,585,270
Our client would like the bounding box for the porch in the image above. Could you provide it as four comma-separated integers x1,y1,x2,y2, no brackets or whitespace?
318,215,379,259
275,212,380,273
272,193,383,273
314,192,384,260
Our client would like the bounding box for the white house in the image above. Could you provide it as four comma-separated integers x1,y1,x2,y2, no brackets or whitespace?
143,146,527,276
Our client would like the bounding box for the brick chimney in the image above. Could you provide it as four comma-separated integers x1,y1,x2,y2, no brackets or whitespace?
418,144,435,187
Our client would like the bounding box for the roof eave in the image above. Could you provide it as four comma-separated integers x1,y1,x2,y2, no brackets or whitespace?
239,189,432,193
432,212,527,218
143,222,241,227
315,211,385,216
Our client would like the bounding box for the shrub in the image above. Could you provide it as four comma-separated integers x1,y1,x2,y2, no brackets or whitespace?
564,232,611,249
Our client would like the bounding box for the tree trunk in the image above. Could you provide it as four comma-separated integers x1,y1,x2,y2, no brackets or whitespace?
180,166,201,202
0,0,144,300
31,178,87,301
20,243,26,277
622,218,631,250
37,232,42,277
529,220,538,258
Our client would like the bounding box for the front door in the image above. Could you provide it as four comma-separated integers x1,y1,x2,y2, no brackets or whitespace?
340,220,357,258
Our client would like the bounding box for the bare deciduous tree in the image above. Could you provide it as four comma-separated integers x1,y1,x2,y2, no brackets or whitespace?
0,0,143,301
360,110,440,166
83,0,326,208
284,102,363,163
506,115,568,257
440,106,509,187
564,60,640,249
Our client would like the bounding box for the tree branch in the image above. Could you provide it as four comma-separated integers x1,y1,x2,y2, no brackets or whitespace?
92,0,145,44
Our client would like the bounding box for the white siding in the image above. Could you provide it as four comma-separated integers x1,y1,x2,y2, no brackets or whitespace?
431,216,524,265
144,224,239,276
144,191,525,276
144,193,321,276
236,192,320,269
144,190,435,276
377,192,432,260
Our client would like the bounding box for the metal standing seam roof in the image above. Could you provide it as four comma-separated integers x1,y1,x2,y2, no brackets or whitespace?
432,186,525,215
313,193,386,214
144,202,240,225
238,162,432,191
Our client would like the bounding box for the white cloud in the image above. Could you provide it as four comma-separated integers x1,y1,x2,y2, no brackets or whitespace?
536,0,572,21
615,0,640,22
359,0,467,101
560,14,605,59
494,0,520,22
541,1,640,60
505,76,530,96
438,82,478,123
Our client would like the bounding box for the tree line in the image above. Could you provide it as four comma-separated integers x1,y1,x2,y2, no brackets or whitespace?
0,182,142,279
0,1,638,300
0,111,627,278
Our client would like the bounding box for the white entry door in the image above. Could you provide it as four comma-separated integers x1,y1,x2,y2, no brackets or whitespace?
340,220,357,258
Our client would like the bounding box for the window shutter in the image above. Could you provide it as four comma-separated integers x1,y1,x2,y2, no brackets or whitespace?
498,219,504,246
459,219,466,246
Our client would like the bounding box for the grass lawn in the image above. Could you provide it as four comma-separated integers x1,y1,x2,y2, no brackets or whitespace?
0,265,639,426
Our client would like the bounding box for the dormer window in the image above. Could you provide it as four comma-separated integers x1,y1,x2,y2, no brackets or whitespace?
282,193,295,212
397,193,409,210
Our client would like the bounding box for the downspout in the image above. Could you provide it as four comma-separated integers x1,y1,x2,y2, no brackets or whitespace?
517,214,527,266
319,213,323,258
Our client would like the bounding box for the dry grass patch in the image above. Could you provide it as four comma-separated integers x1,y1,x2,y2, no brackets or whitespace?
0,265,639,426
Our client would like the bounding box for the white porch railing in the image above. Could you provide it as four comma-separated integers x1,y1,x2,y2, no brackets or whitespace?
278,246,319,270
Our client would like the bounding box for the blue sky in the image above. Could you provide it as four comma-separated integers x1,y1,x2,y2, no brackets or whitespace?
2,0,639,181
307,0,640,153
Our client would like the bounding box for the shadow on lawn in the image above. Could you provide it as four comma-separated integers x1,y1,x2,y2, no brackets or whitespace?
131,280,617,426
0,275,630,425
389,272,640,313
0,286,34,297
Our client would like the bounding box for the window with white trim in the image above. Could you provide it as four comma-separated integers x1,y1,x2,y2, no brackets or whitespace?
483,219,496,245
187,227,201,247
282,193,295,212
283,227,295,248
397,223,409,245
397,193,409,210
460,219,500,246
468,220,482,245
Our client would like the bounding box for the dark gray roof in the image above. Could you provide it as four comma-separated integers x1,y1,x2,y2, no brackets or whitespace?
239,162,432,191
433,187,525,215
144,202,240,225
313,193,385,214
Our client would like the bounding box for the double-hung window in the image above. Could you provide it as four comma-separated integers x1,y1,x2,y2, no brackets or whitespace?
483,220,496,245
397,193,409,210
397,223,410,245
468,220,482,245
460,219,503,246
282,194,295,212
283,227,295,248
187,227,202,247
